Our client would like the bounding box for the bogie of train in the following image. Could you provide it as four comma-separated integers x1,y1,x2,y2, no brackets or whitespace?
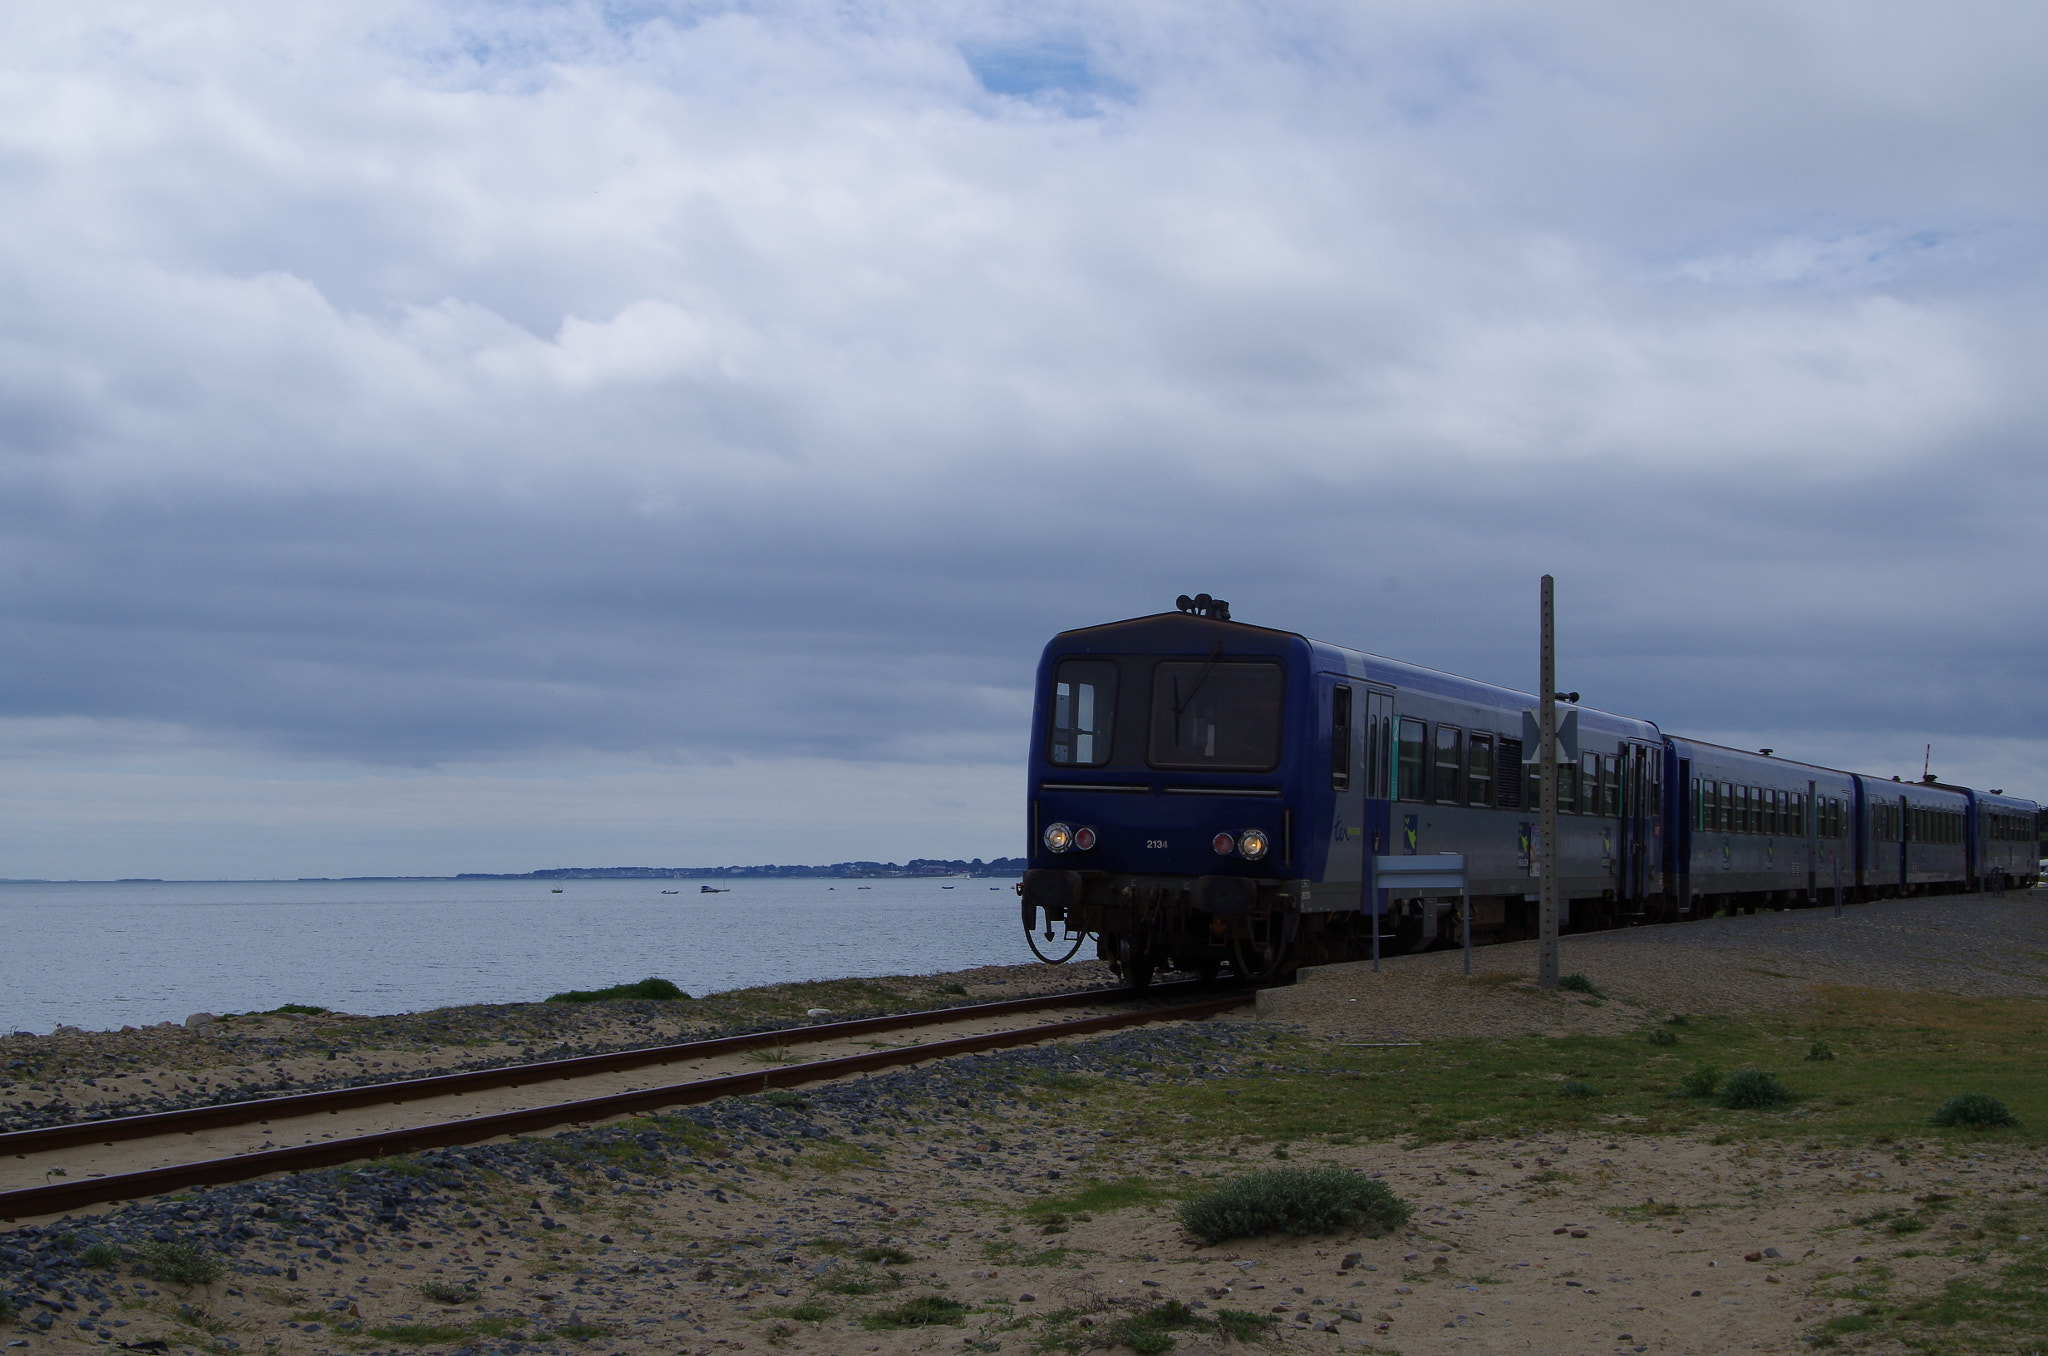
1020,598,2040,986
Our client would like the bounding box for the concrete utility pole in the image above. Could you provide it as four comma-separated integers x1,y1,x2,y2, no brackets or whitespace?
1538,575,1560,989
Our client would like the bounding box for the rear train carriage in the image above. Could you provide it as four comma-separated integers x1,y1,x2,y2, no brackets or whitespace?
1854,776,1969,896
1667,739,1855,914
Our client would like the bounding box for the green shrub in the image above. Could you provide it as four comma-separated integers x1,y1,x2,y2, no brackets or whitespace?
1647,1028,1678,1046
544,977,690,1004
266,1003,329,1016
1721,1068,1793,1109
1558,973,1602,996
1212,1309,1280,1342
80,1243,122,1269
548,1322,612,1342
857,1296,967,1330
1176,1165,1412,1244
139,1240,228,1286
783,1300,834,1322
1104,1301,1204,1353
937,983,968,996
1805,1041,1835,1061
1664,1014,1689,1026
1680,1064,1720,1098
1929,1093,2020,1128
760,1089,809,1110
1556,1079,1599,1099
417,1280,479,1304
0,1295,17,1324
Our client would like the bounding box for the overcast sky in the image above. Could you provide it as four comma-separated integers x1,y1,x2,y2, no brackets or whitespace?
2,0,2043,879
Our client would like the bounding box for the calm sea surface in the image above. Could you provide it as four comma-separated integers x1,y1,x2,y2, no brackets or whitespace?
0,877,1032,1034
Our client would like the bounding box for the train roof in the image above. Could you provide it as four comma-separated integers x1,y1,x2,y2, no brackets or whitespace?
1045,610,1657,737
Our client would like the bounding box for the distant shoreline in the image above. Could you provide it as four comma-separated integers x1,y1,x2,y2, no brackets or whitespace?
0,858,1026,885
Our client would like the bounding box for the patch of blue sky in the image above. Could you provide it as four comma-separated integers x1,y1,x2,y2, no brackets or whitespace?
1671,219,1995,292
964,40,1130,109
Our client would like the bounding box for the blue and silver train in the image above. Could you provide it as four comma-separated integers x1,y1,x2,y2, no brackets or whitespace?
1019,596,2041,986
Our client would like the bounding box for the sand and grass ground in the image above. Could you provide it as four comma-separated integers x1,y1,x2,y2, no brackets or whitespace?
4,895,2046,1356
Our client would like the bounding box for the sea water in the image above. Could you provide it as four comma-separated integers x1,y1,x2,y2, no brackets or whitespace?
0,877,1031,1034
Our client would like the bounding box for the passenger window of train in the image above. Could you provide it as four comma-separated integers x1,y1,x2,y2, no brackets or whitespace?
1692,778,1703,830
1397,719,1428,800
1049,659,1117,767
1435,726,1464,803
1579,753,1599,815
1766,789,1780,835
1467,733,1495,806
1601,754,1619,816
1148,660,1284,771
1558,761,1578,814
1719,782,1734,833
1330,685,1352,792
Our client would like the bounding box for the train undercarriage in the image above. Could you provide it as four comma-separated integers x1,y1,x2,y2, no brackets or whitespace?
1020,869,2025,988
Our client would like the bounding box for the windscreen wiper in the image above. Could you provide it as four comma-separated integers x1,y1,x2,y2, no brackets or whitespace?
1171,642,1225,735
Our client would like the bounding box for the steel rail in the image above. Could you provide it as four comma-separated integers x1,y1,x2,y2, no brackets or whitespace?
0,993,1249,1220
0,982,1209,1159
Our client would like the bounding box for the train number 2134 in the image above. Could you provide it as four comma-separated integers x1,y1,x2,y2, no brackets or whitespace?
1146,840,1169,850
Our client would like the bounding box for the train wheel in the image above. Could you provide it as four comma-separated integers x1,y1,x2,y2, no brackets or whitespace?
1118,934,1156,990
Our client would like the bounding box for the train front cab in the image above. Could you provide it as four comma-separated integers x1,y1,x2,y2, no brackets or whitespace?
1019,607,1332,986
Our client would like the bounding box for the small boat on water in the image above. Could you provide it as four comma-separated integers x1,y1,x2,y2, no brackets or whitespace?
941,885,955,889
857,885,871,889
660,889,679,894
550,887,563,893
700,885,730,894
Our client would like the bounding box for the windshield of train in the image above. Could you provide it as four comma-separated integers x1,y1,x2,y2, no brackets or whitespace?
1148,660,1284,771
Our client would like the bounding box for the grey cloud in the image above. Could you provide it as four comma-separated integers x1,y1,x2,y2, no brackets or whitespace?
0,0,2044,855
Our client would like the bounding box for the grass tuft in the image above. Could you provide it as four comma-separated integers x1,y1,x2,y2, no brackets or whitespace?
80,1242,122,1269
1805,1040,1836,1061
857,1295,968,1330
1177,1165,1411,1244
138,1239,227,1286
1680,1064,1720,1098
1929,1093,2020,1128
1647,1028,1678,1046
544,977,690,1003
1556,1079,1600,1098
1558,973,1602,996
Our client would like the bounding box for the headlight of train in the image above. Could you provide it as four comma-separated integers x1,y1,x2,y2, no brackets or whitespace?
1072,825,1098,851
1043,822,1075,853
1212,832,1236,856
1237,828,1270,861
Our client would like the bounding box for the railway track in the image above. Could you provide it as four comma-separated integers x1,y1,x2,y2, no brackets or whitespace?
0,984,1250,1221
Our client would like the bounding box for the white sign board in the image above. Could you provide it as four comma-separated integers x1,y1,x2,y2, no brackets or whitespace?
1520,708,1579,762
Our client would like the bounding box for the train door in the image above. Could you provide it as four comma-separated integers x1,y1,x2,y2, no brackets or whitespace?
1321,676,1367,894
1805,779,1818,902
1361,689,1394,923
1898,795,1910,892
1674,756,1692,911
1618,744,1650,904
